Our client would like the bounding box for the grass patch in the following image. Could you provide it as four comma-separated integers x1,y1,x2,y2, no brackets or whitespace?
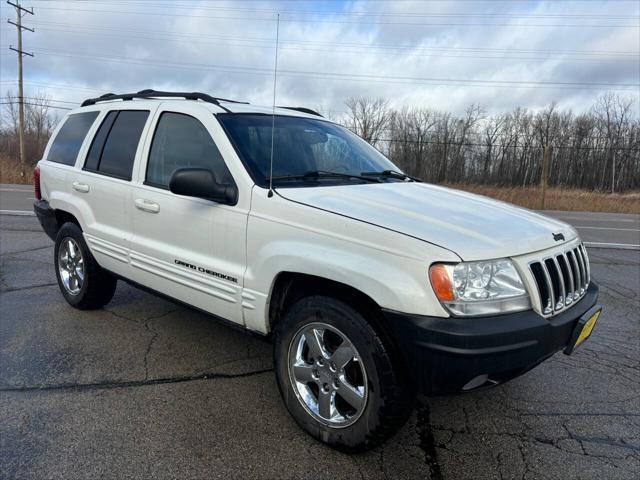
0,154,34,185
446,184,640,214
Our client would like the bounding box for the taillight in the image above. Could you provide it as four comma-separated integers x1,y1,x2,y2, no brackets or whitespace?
34,165,42,200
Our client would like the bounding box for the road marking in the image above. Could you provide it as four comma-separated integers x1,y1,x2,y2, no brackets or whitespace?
0,188,32,192
575,226,640,232
584,242,640,250
0,210,35,216
552,215,639,223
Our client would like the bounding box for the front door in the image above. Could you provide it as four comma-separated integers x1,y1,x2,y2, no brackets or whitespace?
129,105,247,325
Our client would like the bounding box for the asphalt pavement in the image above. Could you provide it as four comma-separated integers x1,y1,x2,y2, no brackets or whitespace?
1,214,639,479
1,184,638,249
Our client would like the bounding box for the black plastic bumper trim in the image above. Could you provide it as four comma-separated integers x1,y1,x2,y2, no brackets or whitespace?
382,282,600,395
33,200,59,241
418,339,538,356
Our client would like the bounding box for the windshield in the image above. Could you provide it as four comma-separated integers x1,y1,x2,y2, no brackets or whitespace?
217,114,401,187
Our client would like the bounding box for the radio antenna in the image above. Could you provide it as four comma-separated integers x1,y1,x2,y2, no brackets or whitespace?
267,13,280,198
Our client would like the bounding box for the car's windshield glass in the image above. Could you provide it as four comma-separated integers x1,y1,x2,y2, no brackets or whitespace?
217,113,401,187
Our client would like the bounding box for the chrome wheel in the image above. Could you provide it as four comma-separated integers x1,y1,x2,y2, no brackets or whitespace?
288,322,368,428
58,237,84,295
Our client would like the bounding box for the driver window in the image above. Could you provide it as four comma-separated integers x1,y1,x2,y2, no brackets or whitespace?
146,112,233,188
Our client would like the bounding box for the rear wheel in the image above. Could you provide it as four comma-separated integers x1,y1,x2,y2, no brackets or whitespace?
54,222,117,309
274,295,413,451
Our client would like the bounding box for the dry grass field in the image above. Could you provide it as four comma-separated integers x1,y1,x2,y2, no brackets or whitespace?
448,183,640,214
1,154,637,213
0,154,34,185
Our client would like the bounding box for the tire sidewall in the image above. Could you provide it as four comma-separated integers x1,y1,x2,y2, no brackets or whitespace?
274,296,399,451
54,223,91,307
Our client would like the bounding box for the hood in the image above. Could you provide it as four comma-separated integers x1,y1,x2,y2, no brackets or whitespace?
278,182,578,260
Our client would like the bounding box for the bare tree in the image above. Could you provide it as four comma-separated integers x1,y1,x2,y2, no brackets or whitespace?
344,97,391,144
340,93,639,192
0,90,56,167
593,93,634,192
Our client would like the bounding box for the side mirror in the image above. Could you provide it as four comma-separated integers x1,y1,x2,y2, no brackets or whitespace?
169,168,237,205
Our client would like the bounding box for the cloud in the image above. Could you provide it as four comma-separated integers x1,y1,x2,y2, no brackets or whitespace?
1,0,638,118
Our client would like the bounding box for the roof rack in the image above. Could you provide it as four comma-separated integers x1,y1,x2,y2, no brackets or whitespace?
278,106,323,117
80,89,249,112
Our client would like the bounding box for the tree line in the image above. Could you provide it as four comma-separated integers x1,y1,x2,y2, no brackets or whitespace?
1,91,638,191
0,92,56,173
341,93,639,192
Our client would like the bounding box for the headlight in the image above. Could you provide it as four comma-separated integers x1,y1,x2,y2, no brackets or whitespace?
429,259,531,316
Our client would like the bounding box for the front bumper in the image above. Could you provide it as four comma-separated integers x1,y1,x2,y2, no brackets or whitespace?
33,200,59,241
383,282,600,395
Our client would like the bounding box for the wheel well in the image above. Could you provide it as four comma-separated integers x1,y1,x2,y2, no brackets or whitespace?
268,272,410,388
268,272,383,334
55,210,81,230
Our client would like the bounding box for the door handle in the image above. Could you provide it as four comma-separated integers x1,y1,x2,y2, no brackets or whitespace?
72,181,90,193
134,198,160,214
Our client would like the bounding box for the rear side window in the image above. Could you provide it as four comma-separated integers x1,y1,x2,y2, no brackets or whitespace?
84,110,149,180
84,111,117,172
146,112,233,188
47,111,99,166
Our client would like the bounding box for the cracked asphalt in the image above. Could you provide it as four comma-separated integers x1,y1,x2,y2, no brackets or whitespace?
1,214,638,480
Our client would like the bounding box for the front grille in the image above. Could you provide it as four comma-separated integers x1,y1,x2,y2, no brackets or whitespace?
529,244,590,316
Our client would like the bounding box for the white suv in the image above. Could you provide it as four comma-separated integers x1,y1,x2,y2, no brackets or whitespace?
33,90,601,450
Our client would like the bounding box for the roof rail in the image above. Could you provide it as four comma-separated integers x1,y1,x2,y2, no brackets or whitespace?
80,89,249,112
278,106,323,117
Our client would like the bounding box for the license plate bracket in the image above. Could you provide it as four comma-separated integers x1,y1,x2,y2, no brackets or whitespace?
563,305,602,355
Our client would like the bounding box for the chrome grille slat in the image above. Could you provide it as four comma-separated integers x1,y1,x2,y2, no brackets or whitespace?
528,243,590,318
559,253,575,305
552,256,566,310
566,250,581,298
541,262,555,315
581,244,591,285
575,247,587,291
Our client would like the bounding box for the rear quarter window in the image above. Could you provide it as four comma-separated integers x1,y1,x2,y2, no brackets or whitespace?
46,111,99,166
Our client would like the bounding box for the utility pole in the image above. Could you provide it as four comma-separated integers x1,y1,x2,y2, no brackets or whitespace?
7,0,34,178
540,144,551,210
611,150,616,194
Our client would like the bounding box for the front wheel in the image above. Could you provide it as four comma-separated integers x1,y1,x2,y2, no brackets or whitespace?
54,222,117,309
274,296,413,451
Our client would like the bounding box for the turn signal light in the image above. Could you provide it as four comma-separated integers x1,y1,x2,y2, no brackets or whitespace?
429,264,455,302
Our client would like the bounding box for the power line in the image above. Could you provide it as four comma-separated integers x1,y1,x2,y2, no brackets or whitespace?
31,6,640,28
19,95,77,104
372,138,640,151
25,48,640,91
30,0,640,20
21,19,640,57
0,80,107,93
0,101,71,110
27,0,640,2
20,26,638,64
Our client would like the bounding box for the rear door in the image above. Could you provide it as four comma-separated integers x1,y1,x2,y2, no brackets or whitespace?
72,107,155,276
128,103,247,325
40,110,100,206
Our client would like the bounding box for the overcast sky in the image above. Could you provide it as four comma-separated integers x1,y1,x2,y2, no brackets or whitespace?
1,0,639,119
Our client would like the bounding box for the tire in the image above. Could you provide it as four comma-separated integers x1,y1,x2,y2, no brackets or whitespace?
54,222,117,310
274,295,413,451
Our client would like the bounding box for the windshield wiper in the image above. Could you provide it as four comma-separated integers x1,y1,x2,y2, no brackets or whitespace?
361,170,422,182
268,170,381,183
